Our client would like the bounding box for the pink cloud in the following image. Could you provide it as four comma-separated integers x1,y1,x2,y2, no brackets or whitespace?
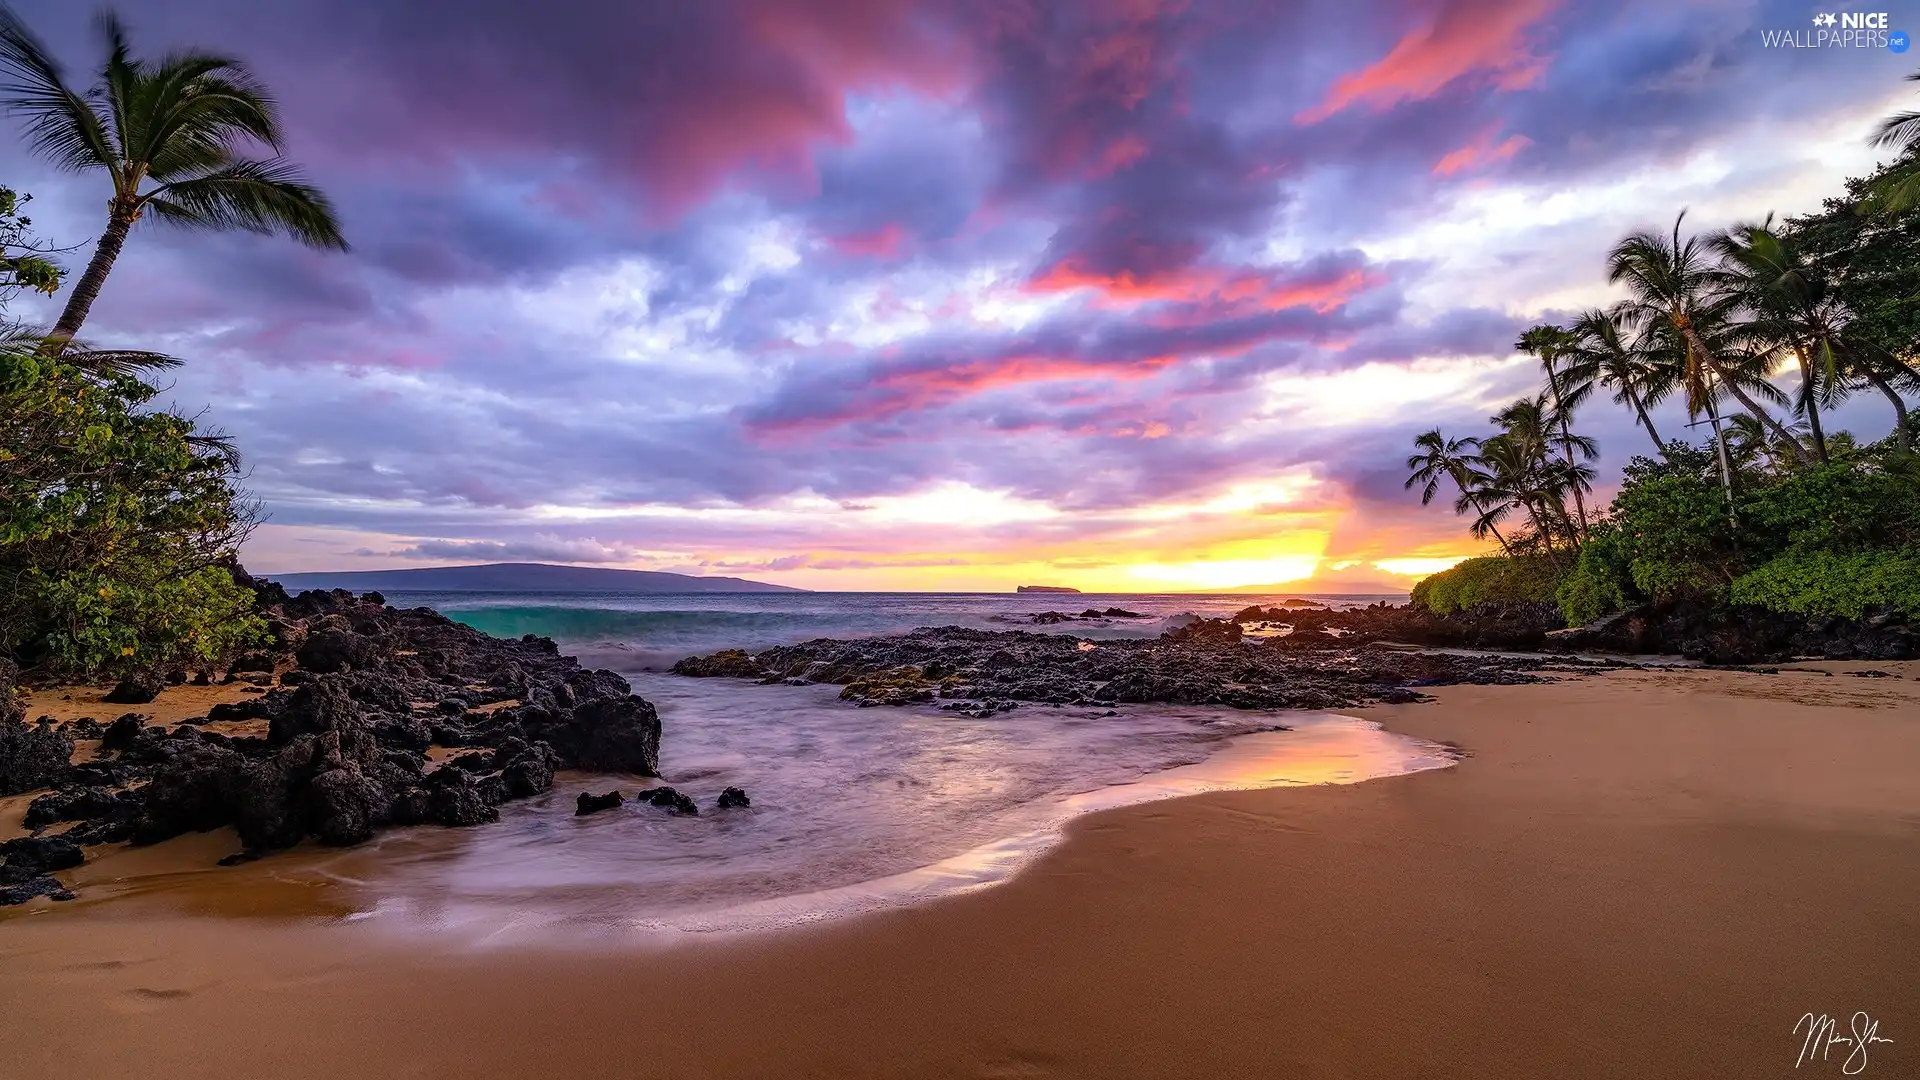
1026,259,1383,320
1296,0,1558,124
1432,128,1532,175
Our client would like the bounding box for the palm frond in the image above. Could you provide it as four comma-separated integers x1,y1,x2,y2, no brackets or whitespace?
144,157,348,250
0,3,117,172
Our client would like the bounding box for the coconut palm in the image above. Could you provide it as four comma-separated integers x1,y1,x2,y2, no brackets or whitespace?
1607,213,1805,518
1516,323,1594,537
1404,428,1511,553
1491,395,1593,550
0,7,347,354
1562,308,1674,457
1867,73,1920,213
1608,213,1801,449
1710,218,1846,463
1471,433,1563,554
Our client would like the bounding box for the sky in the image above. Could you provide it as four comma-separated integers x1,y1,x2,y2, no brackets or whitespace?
1,0,1915,592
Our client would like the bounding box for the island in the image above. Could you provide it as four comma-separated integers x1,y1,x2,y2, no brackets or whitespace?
1015,585,1081,594
266,561,803,594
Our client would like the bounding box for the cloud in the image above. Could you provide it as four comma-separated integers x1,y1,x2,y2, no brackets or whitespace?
383,536,646,564
0,0,1903,586
1296,0,1560,124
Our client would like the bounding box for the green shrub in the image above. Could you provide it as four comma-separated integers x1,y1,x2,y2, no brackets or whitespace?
1730,550,1920,619
1556,522,1637,626
1411,555,1565,615
1740,460,1919,558
0,352,264,678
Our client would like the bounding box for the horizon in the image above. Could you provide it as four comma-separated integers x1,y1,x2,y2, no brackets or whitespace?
261,559,1411,595
1,0,1911,593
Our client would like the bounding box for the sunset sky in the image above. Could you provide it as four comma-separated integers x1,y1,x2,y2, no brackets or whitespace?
2,0,1912,592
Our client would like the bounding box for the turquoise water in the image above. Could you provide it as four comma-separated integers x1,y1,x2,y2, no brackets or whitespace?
367,590,1405,668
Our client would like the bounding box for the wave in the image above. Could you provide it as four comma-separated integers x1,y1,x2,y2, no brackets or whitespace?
438,605,854,646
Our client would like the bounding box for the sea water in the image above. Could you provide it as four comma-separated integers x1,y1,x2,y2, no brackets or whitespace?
217,590,1449,941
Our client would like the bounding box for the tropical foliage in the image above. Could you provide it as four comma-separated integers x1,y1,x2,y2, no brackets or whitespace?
0,6,346,354
1408,555,1564,616
1407,75,1920,624
0,192,264,678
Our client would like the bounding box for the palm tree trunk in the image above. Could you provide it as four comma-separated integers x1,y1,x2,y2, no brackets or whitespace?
1714,367,1805,462
1791,345,1830,463
1703,393,1737,525
1867,370,1913,452
41,206,137,356
1626,384,1665,455
1546,374,1590,539
1468,497,1514,554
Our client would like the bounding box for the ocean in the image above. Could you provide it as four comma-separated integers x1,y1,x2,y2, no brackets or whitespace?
377,589,1409,669
299,590,1448,940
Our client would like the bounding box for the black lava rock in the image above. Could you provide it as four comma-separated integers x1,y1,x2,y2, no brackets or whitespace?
0,716,72,796
2,836,86,872
716,786,752,810
103,670,165,704
0,875,75,905
636,786,698,815
575,790,624,815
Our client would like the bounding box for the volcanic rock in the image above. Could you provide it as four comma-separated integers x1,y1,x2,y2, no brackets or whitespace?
576,790,623,815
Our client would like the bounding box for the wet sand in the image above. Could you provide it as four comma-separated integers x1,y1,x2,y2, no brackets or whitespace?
3,663,1917,1078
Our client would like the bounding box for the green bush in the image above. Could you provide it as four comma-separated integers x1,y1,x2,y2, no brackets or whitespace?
1730,550,1920,619
1556,522,1637,626
1608,451,1740,598
1740,460,1919,558
1411,555,1565,615
1,352,264,678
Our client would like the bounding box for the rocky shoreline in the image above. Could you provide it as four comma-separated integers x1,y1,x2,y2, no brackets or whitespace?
1,570,668,905
671,621,1620,715
10,575,1910,908
1227,599,1916,663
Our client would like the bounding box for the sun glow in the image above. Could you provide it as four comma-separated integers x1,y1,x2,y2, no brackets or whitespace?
1124,555,1321,590
1372,556,1467,577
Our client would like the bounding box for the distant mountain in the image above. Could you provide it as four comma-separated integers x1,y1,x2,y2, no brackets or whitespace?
266,562,803,594
1016,585,1081,594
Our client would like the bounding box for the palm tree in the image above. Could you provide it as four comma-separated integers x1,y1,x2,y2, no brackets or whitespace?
1868,73,1920,214
1710,218,1846,463
1844,344,1918,452
1723,413,1810,474
1404,429,1512,554
1516,323,1593,537
0,7,347,354
1472,433,1560,555
1563,308,1673,457
1608,213,1802,452
1490,395,1594,551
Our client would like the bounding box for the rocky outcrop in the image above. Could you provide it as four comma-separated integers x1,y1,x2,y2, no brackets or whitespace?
4,578,669,888
1,716,72,797
674,624,1605,713
0,837,84,906
717,786,751,810
1547,602,1916,664
1231,601,1565,651
102,669,165,704
635,786,699,815
576,790,623,816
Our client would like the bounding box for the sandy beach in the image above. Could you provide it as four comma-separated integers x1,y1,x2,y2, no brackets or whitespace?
3,663,1916,1079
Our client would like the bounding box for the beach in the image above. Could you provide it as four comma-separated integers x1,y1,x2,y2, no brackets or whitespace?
4,661,1914,1079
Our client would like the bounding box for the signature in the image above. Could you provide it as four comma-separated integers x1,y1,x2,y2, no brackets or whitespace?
1796,1012,1894,1074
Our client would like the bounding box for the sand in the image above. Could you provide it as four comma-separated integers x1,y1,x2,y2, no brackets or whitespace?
2,663,1916,1078
18,680,276,729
